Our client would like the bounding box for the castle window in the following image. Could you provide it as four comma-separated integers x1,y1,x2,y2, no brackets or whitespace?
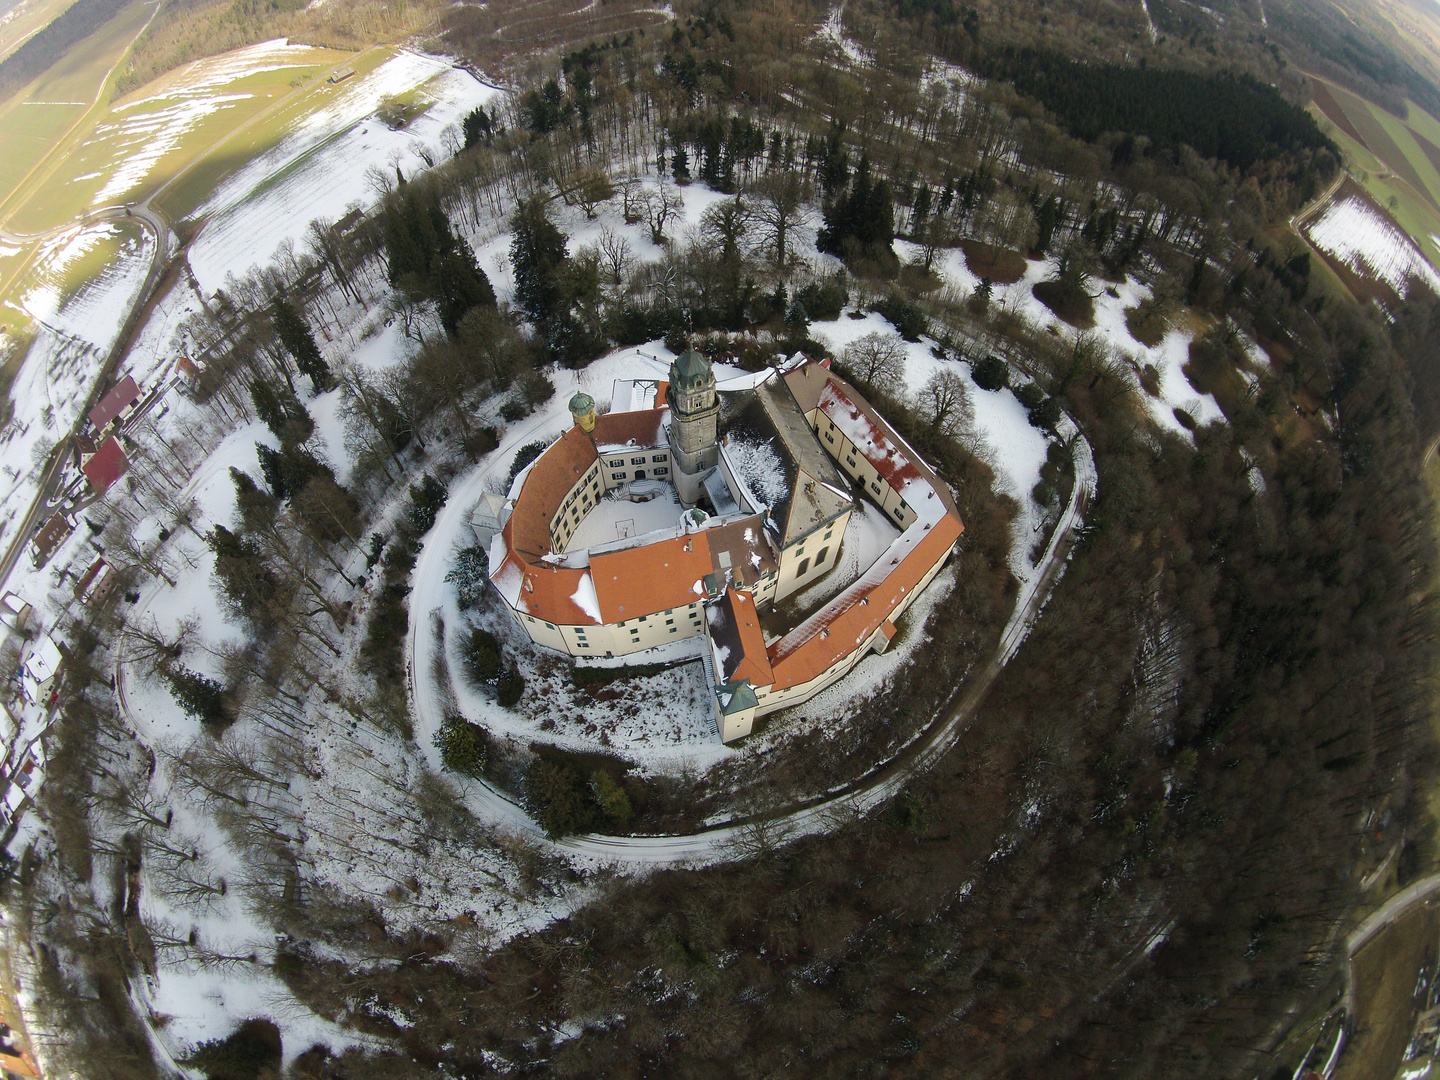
797,558,810,576
816,547,829,564
666,618,674,625
670,627,677,634
825,432,834,443
614,471,627,480
545,622,556,629
579,642,590,648
651,454,667,462
609,458,624,467
630,456,646,465
824,529,833,540
655,467,668,476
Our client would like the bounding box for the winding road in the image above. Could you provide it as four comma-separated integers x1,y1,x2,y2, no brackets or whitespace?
405,411,1097,866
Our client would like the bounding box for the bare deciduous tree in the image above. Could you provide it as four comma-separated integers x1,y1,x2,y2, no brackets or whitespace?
842,332,908,395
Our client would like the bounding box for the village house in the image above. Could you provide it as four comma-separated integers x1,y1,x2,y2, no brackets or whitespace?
488,351,964,742
30,513,73,568
87,375,141,435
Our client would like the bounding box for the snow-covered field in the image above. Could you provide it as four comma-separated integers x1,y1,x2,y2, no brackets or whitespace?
1304,193,1440,298
188,54,500,295
91,40,335,205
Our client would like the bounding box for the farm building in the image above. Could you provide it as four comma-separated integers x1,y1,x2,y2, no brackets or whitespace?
30,514,73,567
81,436,131,496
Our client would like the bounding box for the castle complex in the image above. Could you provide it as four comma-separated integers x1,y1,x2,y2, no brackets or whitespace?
487,350,964,742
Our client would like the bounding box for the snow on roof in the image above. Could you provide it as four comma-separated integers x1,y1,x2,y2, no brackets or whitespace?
709,588,774,688
88,375,140,430
24,635,62,683
571,572,601,623
817,379,924,492
591,407,667,452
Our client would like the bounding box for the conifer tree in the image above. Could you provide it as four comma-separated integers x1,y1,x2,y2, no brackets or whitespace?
207,525,275,623
256,443,332,502
271,295,332,392
249,379,314,445
162,665,230,728
509,194,569,328
230,468,277,532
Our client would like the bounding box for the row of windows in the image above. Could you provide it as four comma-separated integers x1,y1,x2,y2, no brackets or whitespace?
607,453,670,468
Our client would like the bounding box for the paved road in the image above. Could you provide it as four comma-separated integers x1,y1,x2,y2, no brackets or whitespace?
404,412,1097,866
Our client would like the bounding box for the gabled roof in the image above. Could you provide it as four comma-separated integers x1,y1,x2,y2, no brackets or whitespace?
88,376,140,430
590,532,713,622
709,587,774,688
591,407,667,452
767,510,963,691
32,513,72,560
82,436,130,494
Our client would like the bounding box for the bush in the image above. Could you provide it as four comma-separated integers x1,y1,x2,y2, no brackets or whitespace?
184,1018,281,1080
500,398,532,422
497,667,526,707
462,627,504,683
972,354,1009,391
525,755,629,837
1028,397,1062,431
590,768,632,824
446,545,490,608
871,292,927,342
407,473,448,535
1014,383,1046,410
526,757,596,837
435,713,489,777
797,277,849,321
520,369,555,406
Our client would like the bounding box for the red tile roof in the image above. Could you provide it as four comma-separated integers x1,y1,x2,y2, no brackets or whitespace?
767,511,962,691
817,379,925,492
716,587,774,687
590,532,713,622
508,426,598,558
82,436,130,494
591,407,667,451
88,376,140,430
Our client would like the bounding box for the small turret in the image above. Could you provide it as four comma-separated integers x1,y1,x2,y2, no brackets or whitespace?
569,391,596,433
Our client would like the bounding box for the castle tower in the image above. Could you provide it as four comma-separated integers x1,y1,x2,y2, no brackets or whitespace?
569,391,596,433
667,348,720,506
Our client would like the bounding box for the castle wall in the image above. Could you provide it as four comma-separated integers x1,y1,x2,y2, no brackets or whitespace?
773,508,852,604
807,408,919,529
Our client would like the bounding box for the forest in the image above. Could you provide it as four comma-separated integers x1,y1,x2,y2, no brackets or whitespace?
4,0,1439,1076
978,48,1338,175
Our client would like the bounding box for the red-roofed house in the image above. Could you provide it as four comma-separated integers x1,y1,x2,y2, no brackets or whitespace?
88,376,141,433
82,436,130,495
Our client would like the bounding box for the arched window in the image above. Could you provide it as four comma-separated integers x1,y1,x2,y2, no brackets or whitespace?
797,558,810,576
816,547,829,565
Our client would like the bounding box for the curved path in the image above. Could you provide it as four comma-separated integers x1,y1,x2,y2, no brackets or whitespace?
406,417,1097,866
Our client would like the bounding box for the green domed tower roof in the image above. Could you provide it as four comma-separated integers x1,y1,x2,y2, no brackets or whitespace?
669,348,713,389
568,391,595,414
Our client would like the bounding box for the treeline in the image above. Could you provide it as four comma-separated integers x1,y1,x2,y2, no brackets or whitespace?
978,47,1337,176
0,0,129,103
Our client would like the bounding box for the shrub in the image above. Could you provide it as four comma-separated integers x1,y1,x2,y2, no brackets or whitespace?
462,627,504,683
590,768,632,824
446,545,490,608
435,713,489,777
1013,383,1046,410
184,1018,281,1080
407,473,448,535
797,277,849,321
500,398,531,422
520,369,555,406
525,756,630,837
526,757,596,837
497,667,526,707
871,292,927,342
972,354,1009,391
1028,397,1062,431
